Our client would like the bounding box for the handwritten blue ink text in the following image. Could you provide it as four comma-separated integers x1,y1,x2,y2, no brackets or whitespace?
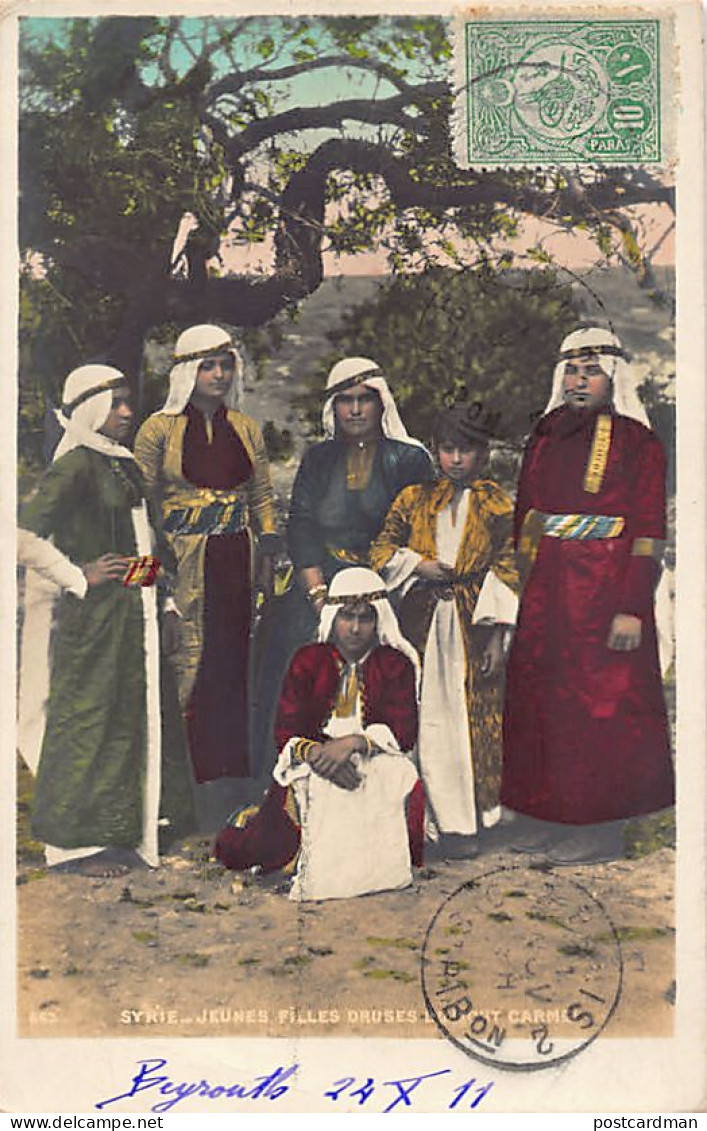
96,1058,297,1113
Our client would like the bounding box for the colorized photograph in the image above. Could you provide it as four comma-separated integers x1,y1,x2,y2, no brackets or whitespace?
4,1,704,1114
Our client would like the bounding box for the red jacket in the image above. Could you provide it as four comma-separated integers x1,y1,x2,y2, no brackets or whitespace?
216,641,423,872
275,642,418,754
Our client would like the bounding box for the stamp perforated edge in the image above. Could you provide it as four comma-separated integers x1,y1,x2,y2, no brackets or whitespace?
450,3,677,170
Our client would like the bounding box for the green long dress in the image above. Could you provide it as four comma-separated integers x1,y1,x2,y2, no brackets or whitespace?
19,448,194,850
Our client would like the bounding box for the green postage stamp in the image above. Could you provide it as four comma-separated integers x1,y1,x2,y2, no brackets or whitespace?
455,17,665,166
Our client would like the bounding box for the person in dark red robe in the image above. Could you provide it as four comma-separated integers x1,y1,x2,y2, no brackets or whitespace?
135,325,278,831
215,567,425,896
501,327,674,865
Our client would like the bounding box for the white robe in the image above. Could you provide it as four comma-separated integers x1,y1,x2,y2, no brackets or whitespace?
381,491,518,838
274,686,417,902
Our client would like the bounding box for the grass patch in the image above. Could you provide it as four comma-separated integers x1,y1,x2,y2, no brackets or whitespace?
17,869,47,886
132,930,158,944
361,968,415,983
237,957,260,966
119,889,157,908
366,936,418,951
488,912,513,923
624,812,675,859
557,941,597,958
16,757,45,867
526,911,568,931
283,954,312,968
503,890,528,898
176,952,209,968
596,925,672,943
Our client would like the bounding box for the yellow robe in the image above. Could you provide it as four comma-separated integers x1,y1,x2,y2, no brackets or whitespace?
370,477,520,813
135,410,277,705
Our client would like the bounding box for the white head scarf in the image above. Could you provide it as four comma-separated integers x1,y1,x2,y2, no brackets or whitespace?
54,364,134,462
544,327,650,426
160,324,244,415
318,566,421,682
321,356,427,450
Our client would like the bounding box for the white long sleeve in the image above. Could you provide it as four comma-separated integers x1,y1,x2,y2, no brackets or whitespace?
18,528,88,598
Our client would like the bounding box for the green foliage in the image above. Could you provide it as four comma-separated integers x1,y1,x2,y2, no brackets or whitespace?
17,15,666,475
302,267,581,455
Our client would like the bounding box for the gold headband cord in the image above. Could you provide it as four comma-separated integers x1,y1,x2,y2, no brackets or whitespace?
61,377,126,417
326,370,383,399
173,343,235,365
560,345,626,361
325,591,386,606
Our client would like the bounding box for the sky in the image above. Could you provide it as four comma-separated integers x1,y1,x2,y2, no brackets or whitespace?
21,15,674,281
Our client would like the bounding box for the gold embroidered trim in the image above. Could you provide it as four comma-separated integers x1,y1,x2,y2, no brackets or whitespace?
325,545,369,566
584,414,612,494
346,443,375,490
631,537,660,558
334,665,360,718
292,738,318,765
517,508,545,583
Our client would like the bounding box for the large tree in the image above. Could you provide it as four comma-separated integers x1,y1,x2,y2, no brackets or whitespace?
19,16,673,412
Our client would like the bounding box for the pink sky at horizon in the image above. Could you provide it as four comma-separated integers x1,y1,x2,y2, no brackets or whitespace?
206,202,674,279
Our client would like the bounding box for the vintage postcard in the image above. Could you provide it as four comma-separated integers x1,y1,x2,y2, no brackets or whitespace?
1,0,705,1115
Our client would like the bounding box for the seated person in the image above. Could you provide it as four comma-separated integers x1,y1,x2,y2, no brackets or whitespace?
215,567,424,901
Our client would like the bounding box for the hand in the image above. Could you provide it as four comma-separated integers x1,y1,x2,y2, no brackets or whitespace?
414,559,455,583
161,610,181,657
607,613,642,651
307,735,364,790
480,628,504,679
256,554,274,600
299,566,327,613
82,554,132,588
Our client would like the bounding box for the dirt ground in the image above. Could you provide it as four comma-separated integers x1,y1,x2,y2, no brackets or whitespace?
17,829,675,1042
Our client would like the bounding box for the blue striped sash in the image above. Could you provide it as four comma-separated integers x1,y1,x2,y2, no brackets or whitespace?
542,513,625,540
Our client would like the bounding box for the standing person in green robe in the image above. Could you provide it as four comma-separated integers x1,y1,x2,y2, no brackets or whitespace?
18,364,194,877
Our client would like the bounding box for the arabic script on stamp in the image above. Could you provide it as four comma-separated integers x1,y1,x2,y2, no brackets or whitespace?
455,18,662,166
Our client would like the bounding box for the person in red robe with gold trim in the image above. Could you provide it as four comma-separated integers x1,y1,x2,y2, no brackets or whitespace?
215,567,425,897
501,327,675,865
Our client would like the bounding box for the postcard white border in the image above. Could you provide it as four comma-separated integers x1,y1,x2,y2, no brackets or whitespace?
0,0,704,1114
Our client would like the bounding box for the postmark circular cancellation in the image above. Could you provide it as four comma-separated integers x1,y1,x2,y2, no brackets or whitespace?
421,865,623,1071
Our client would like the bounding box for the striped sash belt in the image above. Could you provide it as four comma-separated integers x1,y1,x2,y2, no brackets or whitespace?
163,498,248,537
542,512,625,540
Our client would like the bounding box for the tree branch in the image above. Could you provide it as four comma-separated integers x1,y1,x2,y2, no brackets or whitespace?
221,90,439,160
207,54,442,103
42,135,675,377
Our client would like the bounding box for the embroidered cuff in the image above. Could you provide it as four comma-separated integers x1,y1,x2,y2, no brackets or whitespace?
292,738,318,765
631,537,663,559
